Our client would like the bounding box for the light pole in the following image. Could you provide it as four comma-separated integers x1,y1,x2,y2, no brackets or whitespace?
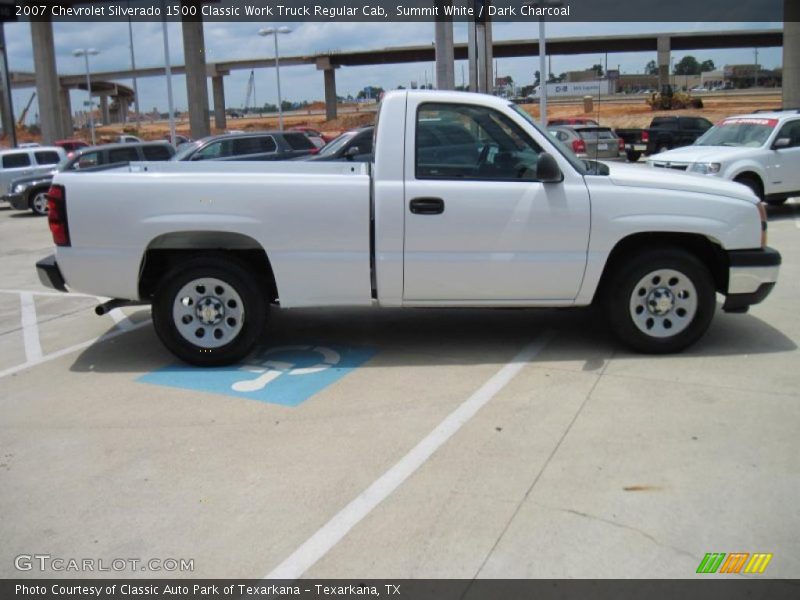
127,1,140,127
258,26,292,131
73,48,99,145
526,0,563,125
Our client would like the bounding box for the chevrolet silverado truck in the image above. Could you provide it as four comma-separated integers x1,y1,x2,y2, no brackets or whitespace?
36,91,781,366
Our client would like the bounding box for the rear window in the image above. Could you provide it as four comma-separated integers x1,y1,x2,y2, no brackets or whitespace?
577,128,616,140
283,133,315,151
34,151,61,165
650,119,678,130
142,145,174,161
108,147,140,163
2,153,31,168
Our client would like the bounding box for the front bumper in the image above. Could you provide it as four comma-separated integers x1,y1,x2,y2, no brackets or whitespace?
3,192,27,210
723,247,781,312
36,254,67,292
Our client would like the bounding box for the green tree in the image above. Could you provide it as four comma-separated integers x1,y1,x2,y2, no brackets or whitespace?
700,59,716,72
645,60,658,75
591,64,603,77
674,56,701,76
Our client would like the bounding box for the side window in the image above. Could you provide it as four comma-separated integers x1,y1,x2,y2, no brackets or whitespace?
195,141,228,160
34,151,61,165
142,145,174,161
2,153,32,169
415,103,542,181
776,121,800,148
75,152,100,170
107,147,140,163
282,133,314,151
232,136,276,156
354,132,373,154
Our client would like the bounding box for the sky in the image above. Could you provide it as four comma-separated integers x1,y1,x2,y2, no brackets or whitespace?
3,19,783,122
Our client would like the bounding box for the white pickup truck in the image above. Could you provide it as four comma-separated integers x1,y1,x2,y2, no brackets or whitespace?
37,90,780,366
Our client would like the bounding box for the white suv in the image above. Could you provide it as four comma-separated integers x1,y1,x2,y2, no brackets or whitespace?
647,110,800,205
0,146,66,196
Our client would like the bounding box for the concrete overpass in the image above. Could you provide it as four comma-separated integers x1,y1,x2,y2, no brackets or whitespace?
16,18,790,143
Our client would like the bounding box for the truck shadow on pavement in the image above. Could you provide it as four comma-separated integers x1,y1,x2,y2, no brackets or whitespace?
765,200,799,222
69,305,796,374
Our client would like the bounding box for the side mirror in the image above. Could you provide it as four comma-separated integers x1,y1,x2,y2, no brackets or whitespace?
344,146,360,160
773,137,791,150
536,152,563,183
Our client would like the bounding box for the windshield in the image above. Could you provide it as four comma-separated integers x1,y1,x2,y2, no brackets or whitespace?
694,118,777,148
319,132,356,157
172,141,202,160
510,104,587,175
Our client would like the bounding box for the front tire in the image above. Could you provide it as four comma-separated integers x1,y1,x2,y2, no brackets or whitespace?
604,249,716,353
30,190,49,216
152,256,267,366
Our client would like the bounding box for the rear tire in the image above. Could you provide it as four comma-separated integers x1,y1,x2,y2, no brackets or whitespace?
152,255,267,366
764,197,787,206
30,190,49,216
626,150,641,162
604,249,716,354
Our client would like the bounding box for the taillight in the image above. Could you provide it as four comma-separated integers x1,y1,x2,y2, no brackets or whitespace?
618,138,625,151
641,130,650,143
47,185,70,247
572,139,586,154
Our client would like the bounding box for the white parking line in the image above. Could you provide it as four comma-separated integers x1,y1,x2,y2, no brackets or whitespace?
0,288,100,299
0,319,151,380
264,331,555,580
19,292,43,362
108,308,135,331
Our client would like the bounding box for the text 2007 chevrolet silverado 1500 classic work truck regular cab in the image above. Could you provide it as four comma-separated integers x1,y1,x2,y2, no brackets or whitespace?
36,91,781,366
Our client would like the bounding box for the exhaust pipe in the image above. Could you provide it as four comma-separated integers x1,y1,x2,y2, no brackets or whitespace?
94,299,143,316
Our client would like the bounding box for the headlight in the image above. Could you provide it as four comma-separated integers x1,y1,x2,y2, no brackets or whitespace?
13,184,26,193
690,162,721,174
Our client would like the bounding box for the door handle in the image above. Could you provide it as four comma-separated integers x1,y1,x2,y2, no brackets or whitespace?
409,197,445,215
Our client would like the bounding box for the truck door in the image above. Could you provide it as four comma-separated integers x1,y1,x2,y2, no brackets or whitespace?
402,101,591,303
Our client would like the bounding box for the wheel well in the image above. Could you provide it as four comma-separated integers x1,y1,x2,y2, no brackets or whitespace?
733,171,764,193
26,185,50,204
138,232,278,302
595,232,728,301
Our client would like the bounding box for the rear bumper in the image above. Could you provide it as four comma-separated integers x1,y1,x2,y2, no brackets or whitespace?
36,255,67,292
723,247,781,312
625,143,647,152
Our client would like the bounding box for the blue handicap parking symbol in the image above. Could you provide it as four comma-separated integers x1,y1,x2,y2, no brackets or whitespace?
138,344,376,406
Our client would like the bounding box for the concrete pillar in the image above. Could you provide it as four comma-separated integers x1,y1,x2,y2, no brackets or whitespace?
181,11,210,139
657,35,671,91
30,18,65,143
434,4,455,90
467,3,493,94
323,69,337,121
59,87,72,137
317,57,338,121
212,75,226,130
99,95,110,125
783,0,800,108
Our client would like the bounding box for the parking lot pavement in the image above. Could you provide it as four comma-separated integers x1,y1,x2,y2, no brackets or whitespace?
0,200,798,579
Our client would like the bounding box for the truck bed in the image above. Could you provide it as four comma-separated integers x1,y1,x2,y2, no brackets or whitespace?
53,161,374,307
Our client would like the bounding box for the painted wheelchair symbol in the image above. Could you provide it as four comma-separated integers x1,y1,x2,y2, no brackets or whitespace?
231,345,341,393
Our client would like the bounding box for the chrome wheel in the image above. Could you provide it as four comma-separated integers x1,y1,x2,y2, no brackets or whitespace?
172,277,244,348
32,192,49,215
628,268,697,338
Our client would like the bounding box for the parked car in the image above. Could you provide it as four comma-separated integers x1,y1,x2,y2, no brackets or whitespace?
548,125,625,162
54,139,89,157
547,117,600,127
3,142,174,216
0,146,66,213
117,134,144,144
647,110,800,205
616,116,714,162
300,126,374,162
174,131,317,162
38,90,779,366
290,126,333,146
